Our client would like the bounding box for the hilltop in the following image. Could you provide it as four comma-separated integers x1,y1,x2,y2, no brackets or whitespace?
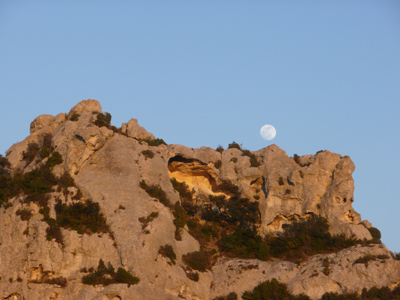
0,99,399,300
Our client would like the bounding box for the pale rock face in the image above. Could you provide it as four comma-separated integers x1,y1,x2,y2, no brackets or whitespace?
121,118,155,141
1,100,398,300
30,114,55,134
68,99,102,116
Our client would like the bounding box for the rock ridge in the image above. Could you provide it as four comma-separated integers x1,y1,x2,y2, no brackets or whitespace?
0,99,398,300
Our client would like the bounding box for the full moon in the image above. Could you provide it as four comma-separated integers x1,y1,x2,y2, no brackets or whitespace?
260,124,276,140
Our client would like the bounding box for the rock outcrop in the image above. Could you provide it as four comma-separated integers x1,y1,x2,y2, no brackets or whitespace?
0,99,398,300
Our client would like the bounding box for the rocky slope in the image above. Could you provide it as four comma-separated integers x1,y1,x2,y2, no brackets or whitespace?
0,99,399,300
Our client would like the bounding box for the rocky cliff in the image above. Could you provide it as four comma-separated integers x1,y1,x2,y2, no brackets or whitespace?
0,100,399,300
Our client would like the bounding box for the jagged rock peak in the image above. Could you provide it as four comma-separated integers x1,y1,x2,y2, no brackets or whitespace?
69,99,102,115
0,99,399,300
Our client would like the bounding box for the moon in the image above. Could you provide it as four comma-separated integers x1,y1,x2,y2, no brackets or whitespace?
260,124,276,140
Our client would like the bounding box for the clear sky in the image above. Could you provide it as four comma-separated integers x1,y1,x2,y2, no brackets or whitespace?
1,1,399,251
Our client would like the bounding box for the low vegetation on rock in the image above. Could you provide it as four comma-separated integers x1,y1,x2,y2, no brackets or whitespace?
170,176,370,267
353,254,389,267
81,259,139,287
54,199,110,235
321,285,400,300
242,278,310,300
139,180,172,208
158,244,176,265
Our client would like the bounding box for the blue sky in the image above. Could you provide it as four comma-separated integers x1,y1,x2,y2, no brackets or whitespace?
1,1,399,251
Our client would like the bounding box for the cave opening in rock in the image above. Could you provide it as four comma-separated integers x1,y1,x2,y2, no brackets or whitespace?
168,155,224,197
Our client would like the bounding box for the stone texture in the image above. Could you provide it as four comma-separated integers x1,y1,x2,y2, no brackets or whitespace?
1,99,398,300
120,118,155,141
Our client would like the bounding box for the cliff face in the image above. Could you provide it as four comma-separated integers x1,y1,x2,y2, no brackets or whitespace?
0,100,399,300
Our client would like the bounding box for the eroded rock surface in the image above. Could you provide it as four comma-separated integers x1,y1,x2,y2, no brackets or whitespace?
0,99,398,300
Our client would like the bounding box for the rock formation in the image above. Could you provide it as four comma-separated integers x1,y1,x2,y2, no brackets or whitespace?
0,99,399,300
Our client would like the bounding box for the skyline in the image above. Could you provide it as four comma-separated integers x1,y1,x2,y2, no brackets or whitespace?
0,1,399,251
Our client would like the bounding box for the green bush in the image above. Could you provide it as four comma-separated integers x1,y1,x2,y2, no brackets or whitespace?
242,150,260,167
141,150,154,159
215,159,222,169
140,181,171,208
46,151,63,167
158,244,176,265
143,138,167,146
22,142,40,164
171,178,193,202
354,254,389,267
228,142,242,150
214,292,238,300
16,208,33,221
55,200,110,235
182,251,208,272
266,215,359,260
115,267,140,286
216,145,224,153
45,217,64,245
293,154,301,165
368,227,381,241
173,202,187,229
94,112,112,128
321,285,400,300
0,155,10,169
242,278,310,300
138,211,158,229
69,113,80,121
218,182,239,195
219,228,262,258
203,195,259,227
82,259,139,287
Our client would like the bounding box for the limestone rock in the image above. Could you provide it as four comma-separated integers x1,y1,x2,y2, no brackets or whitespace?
1,100,399,300
121,118,155,140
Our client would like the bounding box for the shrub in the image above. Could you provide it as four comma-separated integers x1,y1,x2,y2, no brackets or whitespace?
45,218,64,245
69,113,80,121
47,151,63,167
158,244,176,265
138,211,158,230
141,150,154,159
182,251,208,272
242,150,260,167
256,243,270,261
173,202,187,228
171,178,193,202
214,292,238,300
94,112,112,128
368,227,381,241
0,155,10,169
216,145,224,153
22,142,40,164
144,138,167,146
219,228,261,258
16,208,33,221
44,277,67,287
218,182,239,195
140,182,171,208
228,141,242,150
55,200,110,235
266,215,359,260
185,270,199,282
322,258,331,275
354,254,389,267
214,159,222,169
82,259,139,287
115,267,140,287
242,278,310,300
